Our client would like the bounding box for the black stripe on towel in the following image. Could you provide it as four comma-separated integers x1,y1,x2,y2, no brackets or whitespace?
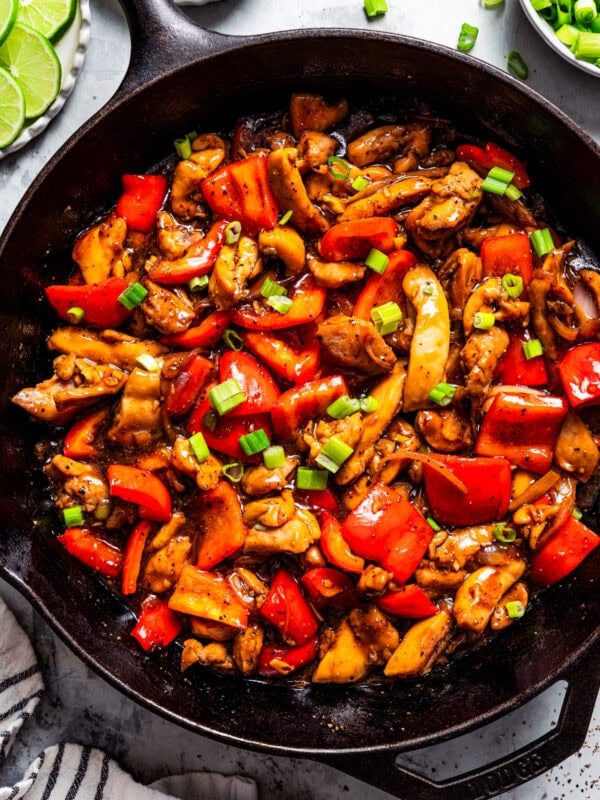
40,741,65,800
4,749,47,800
94,751,111,800
0,664,41,694
0,710,31,762
0,690,44,722
64,745,91,800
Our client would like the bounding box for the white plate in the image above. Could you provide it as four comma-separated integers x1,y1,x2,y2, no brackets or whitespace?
518,0,600,79
0,0,91,159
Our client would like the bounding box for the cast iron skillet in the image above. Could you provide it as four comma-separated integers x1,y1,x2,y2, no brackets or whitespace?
0,1,599,797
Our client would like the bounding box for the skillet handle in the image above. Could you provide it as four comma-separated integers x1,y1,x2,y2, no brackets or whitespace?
316,646,599,800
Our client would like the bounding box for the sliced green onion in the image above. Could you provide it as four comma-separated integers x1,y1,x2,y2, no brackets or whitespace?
473,311,496,330
504,183,523,201
506,600,526,619
327,155,351,180
315,436,354,473
522,339,544,360
209,378,246,415
225,220,242,245
531,0,553,10
493,522,517,543
266,295,293,314
136,353,160,372
279,209,293,225
574,0,597,26
481,175,510,195
202,408,218,432
189,431,210,463
427,517,442,532
263,445,286,470
118,282,148,310
507,50,529,79
260,277,288,298
572,31,600,61
371,301,403,335
556,0,575,27
422,285,433,296
428,382,457,407
222,328,244,351
530,228,554,257
222,461,244,483
188,275,209,292
239,428,271,456
296,466,329,490
327,395,361,419
555,23,580,48
365,248,389,274
364,0,388,19
66,306,85,324
488,165,515,184
351,175,371,191
63,506,84,527
457,22,479,52
502,273,524,298
572,506,583,521
482,0,505,6
174,136,192,160
359,395,378,413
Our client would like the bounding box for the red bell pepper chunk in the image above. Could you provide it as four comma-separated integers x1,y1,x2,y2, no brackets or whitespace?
341,483,433,584
121,520,154,596
241,330,320,385
257,638,319,678
270,374,348,441
201,151,279,235
57,527,122,578
456,142,530,190
475,391,568,474
45,277,132,329
169,564,249,629
377,585,438,619
116,174,168,233
232,273,326,331
319,510,365,574
558,342,600,410
188,393,273,463
193,481,247,569
480,232,534,287
300,567,358,610
107,464,172,523
422,454,512,526
319,217,399,262
165,353,213,417
260,568,319,646
495,330,548,387
160,310,232,349
530,515,600,587
63,407,109,459
352,249,418,319
295,487,339,513
130,595,183,652
219,350,280,417
145,220,228,284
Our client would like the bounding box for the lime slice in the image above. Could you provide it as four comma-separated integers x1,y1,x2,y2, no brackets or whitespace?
0,64,25,147
16,0,76,43
0,22,61,119
0,0,17,46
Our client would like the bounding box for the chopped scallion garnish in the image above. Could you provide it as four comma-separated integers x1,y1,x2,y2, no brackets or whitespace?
572,506,583,521
263,445,286,470
63,506,84,527
174,136,192,160
222,328,244,351
371,301,403,335
522,338,544,360
189,431,210,463
428,382,457,407
473,311,496,330
504,183,523,201
574,0,597,26
279,209,293,225
351,175,371,191
481,175,511,195
239,428,271,456
359,395,378,413
66,306,84,324
507,50,529,79
296,466,329,490
327,395,361,419
502,273,524,298
118,282,148,310
482,0,505,7
487,165,515,184
493,522,517,543
364,0,388,18
506,600,525,619
260,277,288,298
457,22,479,52
225,220,242,245
136,353,160,372
530,228,554,257
209,378,245,415
222,461,244,483
188,275,209,292
327,155,351,180
427,517,442,532
266,295,293,314
365,248,389,274
315,436,354,473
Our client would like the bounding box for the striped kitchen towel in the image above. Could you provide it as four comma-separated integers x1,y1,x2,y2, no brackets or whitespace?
0,598,257,800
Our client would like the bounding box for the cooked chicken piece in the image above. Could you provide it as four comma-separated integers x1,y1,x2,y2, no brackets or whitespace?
12,358,126,424
437,247,483,322
108,367,162,448
140,279,195,335
171,138,227,219
306,254,365,288
490,581,529,631
316,314,396,375
258,226,305,274
312,619,370,683
453,560,526,633
460,223,519,250
244,489,296,528
181,640,234,672
356,565,393,594
190,618,237,641
529,243,576,362
405,162,483,257
233,622,264,675
348,606,399,662
384,609,453,678
156,211,204,260
46,455,109,513
147,511,186,551
297,131,337,169
289,93,349,138
576,270,600,339
241,456,300,497
347,123,431,167
484,192,537,229
243,507,320,556
142,535,192,593
337,174,433,222
48,327,167,371
171,436,223,491
416,408,473,453
267,148,330,233
72,214,129,284
555,411,600,483
228,568,269,610
463,277,530,336
434,526,495,570
303,414,364,464
414,562,467,592
461,326,510,398
512,474,576,549
208,235,262,311
402,266,450,412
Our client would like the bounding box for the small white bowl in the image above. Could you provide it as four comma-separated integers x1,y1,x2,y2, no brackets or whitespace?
518,0,600,79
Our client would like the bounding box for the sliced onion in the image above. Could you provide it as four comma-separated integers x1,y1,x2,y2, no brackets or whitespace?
391,450,468,494
508,469,560,512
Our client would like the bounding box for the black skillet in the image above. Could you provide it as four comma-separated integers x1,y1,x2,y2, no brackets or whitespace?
0,1,599,797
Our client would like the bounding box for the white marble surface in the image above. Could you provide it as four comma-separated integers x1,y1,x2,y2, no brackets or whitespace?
1,1,599,798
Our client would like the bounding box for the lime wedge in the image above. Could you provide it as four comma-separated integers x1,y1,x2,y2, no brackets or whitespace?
0,64,25,147
0,0,17,46
16,0,76,43
0,22,61,119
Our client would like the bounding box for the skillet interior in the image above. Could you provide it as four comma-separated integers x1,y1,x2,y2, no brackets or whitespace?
0,28,599,757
